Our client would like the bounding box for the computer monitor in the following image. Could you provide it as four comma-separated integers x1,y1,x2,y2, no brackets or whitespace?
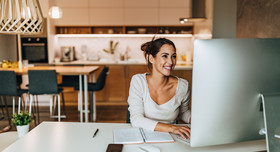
190,38,280,147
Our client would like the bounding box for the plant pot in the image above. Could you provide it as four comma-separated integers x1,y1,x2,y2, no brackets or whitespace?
16,124,29,138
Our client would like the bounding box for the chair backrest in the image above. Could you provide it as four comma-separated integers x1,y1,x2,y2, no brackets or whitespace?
28,70,58,95
126,109,130,123
0,71,18,96
60,75,80,87
94,67,109,91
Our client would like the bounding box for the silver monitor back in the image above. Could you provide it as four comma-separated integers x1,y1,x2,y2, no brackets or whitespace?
190,38,280,147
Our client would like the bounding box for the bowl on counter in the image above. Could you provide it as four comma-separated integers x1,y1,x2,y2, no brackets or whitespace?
127,31,136,34
137,28,146,34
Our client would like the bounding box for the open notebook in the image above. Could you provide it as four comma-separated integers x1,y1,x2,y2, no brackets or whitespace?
113,128,175,144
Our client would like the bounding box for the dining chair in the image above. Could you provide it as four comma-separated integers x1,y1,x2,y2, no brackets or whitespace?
126,109,130,123
28,70,65,122
74,66,109,121
0,71,28,115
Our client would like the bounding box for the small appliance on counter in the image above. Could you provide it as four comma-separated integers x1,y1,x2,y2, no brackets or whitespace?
61,46,76,62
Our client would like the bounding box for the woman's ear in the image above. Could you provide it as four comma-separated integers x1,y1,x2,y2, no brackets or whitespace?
149,55,154,64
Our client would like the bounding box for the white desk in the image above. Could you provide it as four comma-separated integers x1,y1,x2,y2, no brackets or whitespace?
3,122,267,152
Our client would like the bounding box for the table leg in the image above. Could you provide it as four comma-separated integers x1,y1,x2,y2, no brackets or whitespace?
92,73,96,122
79,75,83,122
84,75,88,122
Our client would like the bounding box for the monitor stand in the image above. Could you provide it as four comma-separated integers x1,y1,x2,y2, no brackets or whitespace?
260,93,280,152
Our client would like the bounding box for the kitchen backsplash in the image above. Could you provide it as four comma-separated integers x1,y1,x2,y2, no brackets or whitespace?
54,36,194,62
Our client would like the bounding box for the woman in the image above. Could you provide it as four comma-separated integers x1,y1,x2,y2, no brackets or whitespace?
127,37,191,139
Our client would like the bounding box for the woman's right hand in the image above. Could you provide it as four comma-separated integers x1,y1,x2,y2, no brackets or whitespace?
170,125,190,139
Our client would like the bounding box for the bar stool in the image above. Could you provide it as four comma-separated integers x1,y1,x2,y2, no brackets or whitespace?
0,71,28,131
74,66,109,121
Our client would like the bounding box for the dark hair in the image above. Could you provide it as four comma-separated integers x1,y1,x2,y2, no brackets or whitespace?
141,37,176,71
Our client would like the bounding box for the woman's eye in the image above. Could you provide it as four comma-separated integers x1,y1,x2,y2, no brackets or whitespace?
162,55,168,58
172,55,177,59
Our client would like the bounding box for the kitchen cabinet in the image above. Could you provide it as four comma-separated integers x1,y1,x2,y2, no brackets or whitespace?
159,0,190,7
124,0,158,7
55,0,191,26
89,8,124,25
56,8,89,26
57,0,89,7
124,8,158,25
89,0,124,7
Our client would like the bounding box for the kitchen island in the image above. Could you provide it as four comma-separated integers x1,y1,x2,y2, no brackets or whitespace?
53,60,193,107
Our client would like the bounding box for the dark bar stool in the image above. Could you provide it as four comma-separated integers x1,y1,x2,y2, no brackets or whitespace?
74,66,109,121
0,71,28,131
28,70,65,123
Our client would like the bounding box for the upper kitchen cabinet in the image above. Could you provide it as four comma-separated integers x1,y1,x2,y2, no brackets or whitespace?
124,0,158,25
89,8,123,25
89,0,124,25
124,8,158,25
56,8,89,26
124,0,158,7
55,0,89,26
159,0,190,7
89,0,124,7
57,0,89,7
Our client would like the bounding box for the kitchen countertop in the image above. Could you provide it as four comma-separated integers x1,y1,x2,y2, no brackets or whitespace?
53,60,193,70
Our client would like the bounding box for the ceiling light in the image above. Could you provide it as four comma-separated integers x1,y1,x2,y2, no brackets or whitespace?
49,6,63,19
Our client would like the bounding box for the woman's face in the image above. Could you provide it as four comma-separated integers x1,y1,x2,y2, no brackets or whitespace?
150,44,176,76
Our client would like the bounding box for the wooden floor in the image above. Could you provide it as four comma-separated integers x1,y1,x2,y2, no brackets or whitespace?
0,105,128,133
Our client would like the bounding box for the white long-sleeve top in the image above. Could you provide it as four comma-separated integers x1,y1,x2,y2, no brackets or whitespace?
128,73,191,131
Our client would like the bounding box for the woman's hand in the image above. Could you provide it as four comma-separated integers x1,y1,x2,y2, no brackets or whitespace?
155,123,190,139
170,125,190,139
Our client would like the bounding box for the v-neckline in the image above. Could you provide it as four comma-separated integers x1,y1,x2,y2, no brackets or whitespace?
144,73,179,106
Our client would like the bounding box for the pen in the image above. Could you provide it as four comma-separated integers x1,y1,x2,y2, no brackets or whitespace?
93,128,99,138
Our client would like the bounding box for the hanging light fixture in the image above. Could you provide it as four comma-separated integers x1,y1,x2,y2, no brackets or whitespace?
0,0,45,71
48,0,62,19
0,0,44,34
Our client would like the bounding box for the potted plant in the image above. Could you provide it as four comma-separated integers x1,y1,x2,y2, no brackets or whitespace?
12,112,33,138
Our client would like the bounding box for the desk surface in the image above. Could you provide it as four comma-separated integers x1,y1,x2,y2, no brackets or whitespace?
0,66,99,75
3,122,266,152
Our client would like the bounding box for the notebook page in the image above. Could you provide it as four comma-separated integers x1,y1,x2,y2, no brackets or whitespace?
142,129,175,143
113,128,144,144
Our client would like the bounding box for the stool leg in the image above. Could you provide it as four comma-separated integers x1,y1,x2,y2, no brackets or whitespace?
36,96,40,124
3,96,12,130
53,95,57,114
12,97,15,115
58,95,61,122
29,95,33,116
50,96,53,116
18,97,21,114
0,96,5,120
61,92,66,116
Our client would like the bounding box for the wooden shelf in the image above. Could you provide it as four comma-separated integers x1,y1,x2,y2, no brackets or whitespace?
55,25,193,35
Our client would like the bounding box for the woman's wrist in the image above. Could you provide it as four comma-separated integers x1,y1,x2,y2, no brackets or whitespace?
168,125,175,133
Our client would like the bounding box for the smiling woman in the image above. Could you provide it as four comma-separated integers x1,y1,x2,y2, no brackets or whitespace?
127,38,191,140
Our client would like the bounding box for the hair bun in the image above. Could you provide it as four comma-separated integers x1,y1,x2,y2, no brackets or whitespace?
141,41,152,54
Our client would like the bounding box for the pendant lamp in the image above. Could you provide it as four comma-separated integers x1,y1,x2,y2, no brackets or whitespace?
0,0,44,34
49,6,62,19
0,0,45,70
